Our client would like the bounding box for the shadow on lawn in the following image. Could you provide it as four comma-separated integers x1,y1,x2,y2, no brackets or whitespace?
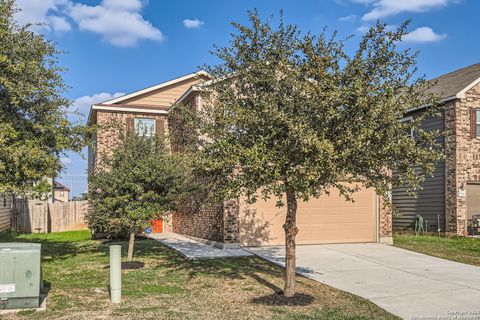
152,240,315,306
0,231,90,262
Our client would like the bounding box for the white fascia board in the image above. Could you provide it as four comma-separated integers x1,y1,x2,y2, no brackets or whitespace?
174,85,201,106
455,77,480,99
405,95,457,114
91,105,169,115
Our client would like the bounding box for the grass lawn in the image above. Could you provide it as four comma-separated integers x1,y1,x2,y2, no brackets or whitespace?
0,230,398,320
394,234,480,266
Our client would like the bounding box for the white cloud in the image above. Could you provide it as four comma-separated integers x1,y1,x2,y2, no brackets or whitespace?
355,25,371,33
338,14,357,22
69,0,164,47
360,0,453,21
183,18,204,29
402,26,447,43
47,15,72,32
60,157,72,165
71,92,125,116
101,0,142,11
14,0,71,32
14,0,163,47
355,24,447,43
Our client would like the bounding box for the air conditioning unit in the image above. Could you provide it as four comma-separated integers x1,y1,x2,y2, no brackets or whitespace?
0,243,41,309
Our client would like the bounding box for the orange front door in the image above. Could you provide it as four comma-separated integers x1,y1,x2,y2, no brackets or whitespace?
151,219,163,233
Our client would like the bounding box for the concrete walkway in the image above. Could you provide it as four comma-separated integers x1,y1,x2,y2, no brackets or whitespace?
152,233,253,260
247,244,480,320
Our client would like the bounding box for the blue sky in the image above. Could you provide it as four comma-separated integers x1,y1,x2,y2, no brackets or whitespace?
13,0,480,197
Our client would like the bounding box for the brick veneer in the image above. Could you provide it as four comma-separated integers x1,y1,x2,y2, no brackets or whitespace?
92,111,168,170
445,83,480,235
223,199,240,243
172,204,224,242
379,196,393,244
171,199,240,244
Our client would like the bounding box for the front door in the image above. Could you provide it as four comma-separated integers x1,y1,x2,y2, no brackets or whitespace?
151,219,163,233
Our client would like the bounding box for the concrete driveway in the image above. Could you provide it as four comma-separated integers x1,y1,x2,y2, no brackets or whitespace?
246,244,480,320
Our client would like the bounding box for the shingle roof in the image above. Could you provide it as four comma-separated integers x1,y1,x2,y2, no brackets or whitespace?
54,181,70,191
426,63,480,100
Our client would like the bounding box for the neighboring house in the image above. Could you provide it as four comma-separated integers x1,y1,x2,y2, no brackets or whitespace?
88,71,393,247
53,181,70,202
392,63,480,235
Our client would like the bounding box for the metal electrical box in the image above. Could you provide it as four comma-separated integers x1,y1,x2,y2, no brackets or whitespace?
0,243,41,309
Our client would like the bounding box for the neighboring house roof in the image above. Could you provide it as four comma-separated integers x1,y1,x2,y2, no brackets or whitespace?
54,181,70,192
427,63,480,101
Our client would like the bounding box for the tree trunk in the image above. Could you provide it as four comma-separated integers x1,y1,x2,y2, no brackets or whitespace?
127,232,135,262
283,187,298,297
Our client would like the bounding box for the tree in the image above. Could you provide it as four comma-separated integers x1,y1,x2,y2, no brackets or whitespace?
198,11,442,297
87,133,192,261
0,0,86,196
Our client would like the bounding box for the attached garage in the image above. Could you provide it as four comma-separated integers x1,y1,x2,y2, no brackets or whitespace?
467,183,480,221
238,183,378,246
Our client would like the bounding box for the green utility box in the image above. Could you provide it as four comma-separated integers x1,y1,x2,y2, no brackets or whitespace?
0,243,41,309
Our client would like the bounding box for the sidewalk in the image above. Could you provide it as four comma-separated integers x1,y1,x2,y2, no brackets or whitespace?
151,233,253,260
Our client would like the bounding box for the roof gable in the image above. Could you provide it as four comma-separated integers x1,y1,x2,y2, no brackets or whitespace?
426,63,480,100
101,71,210,105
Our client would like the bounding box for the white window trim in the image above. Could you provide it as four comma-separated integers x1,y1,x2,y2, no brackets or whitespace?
134,118,156,137
476,109,480,138
400,116,414,137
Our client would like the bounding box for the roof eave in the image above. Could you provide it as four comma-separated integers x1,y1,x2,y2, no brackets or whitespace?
100,70,210,105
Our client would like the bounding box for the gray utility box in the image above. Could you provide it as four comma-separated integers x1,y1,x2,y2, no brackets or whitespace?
0,243,41,309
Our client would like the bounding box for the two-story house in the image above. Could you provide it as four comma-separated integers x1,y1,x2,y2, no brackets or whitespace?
88,63,480,248
392,63,480,235
88,70,393,247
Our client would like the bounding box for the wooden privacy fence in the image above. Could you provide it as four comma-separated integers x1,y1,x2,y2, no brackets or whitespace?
0,196,12,232
12,199,88,233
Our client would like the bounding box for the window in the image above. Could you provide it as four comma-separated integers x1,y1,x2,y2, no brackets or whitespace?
134,118,156,137
60,191,64,197
400,116,414,138
470,108,480,138
476,109,480,138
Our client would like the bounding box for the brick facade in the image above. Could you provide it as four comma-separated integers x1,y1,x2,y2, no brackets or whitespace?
90,110,168,171
172,204,224,242
379,196,393,244
445,83,480,235
171,199,240,244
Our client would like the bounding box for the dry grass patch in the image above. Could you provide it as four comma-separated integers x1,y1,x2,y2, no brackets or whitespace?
1,230,398,320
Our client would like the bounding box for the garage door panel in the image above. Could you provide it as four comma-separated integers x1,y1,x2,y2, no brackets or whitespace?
239,183,377,246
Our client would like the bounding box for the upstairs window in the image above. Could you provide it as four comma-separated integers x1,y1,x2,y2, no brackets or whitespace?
134,118,156,137
470,108,480,138
400,116,414,138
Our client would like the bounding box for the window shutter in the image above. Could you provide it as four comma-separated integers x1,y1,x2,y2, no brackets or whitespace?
156,118,165,135
126,118,135,133
471,108,477,139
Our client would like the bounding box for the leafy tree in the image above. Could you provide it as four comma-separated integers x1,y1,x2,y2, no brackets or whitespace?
198,11,442,297
0,0,86,196
87,133,192,261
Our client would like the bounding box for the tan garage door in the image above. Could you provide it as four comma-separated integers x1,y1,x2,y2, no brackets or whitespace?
467,183,480,220
239,184,377,246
